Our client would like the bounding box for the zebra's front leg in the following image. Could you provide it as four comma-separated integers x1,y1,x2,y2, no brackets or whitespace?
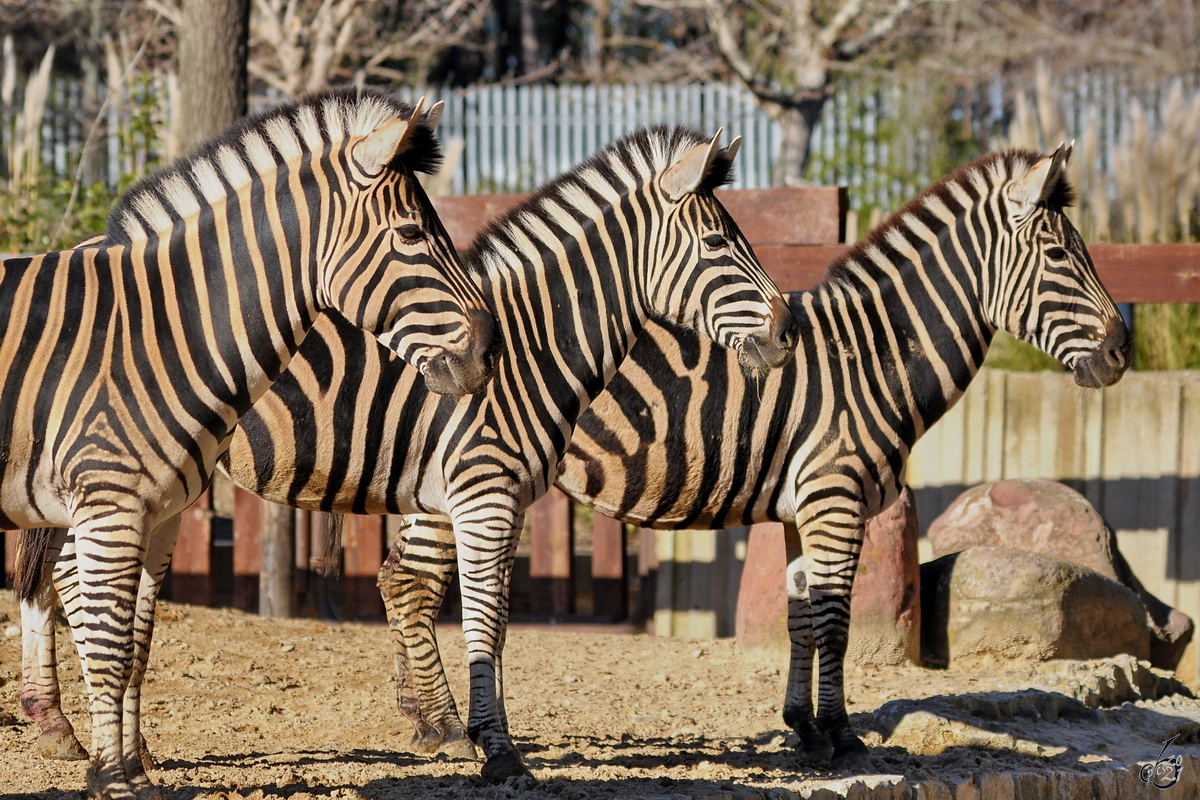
798,504,870,768
454,512,530,783
780,523,832,766
20,528,89,761
378,514,474,758
61,516,156,800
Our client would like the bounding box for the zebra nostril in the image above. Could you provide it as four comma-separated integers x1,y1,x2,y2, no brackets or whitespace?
1105,345,1124,368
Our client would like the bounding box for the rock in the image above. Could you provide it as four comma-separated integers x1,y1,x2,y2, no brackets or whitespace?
922,547,1151,667
926,479,1193,669
846,488,921,666
736,488,921,666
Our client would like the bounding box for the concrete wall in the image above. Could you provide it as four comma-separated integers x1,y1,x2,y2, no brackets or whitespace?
908,368,1200,684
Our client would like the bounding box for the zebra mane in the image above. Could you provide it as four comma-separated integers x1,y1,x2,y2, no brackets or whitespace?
825,148,1076,285
464,125,735,274
105,87,442,245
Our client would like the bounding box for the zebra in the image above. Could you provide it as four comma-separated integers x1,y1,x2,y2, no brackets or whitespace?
346,144,1133,767
16,125,798,782
366,144,1131,768
2,88,498,800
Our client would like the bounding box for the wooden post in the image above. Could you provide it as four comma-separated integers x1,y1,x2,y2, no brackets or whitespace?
343,514,385,619
258,500,295,618
171,490,213,605
529,487,573,617
232,487,262,612
632,527,658,628
591,513,626,619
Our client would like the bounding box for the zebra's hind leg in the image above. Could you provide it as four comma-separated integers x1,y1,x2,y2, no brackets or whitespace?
60,515,155,800
118,515,181,791
454,511,531,783
20,528,89,761
379,515,475,759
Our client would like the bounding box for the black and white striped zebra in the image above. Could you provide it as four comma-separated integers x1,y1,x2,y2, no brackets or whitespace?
3,88,497,800
371,144,1130,767
18,126,797,782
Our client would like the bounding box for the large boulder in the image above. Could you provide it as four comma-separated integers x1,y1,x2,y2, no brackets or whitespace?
737,487,921,666
921,546,1151,667
926,479,1193,670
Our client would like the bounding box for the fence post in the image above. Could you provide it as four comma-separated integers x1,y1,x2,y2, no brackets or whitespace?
591,513,626,619
343,514,385,619
529,487,574,617
232,488,262,612
259,500,295,618
171,490,213,605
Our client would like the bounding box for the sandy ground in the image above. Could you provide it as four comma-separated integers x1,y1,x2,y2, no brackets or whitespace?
3,589,1200,799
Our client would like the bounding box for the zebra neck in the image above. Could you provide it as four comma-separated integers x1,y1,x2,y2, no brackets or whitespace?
818,225,994,442
479,237,643,423
111,211,315,419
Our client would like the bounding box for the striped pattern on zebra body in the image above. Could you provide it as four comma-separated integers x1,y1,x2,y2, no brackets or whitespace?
17,125,797,783
6,88,496,800
373,145,1130,768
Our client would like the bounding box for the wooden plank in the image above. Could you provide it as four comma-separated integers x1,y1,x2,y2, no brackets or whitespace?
343,514,385,619
528,487,574,617
258,501,294,619
171,490,212,606
716,187,845,245
232,488,262,612
591,513,627,620
1089,243,1200,302
431,188,846,250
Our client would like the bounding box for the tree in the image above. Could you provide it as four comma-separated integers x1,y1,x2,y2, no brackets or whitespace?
176,0,250,154
698,0,944,186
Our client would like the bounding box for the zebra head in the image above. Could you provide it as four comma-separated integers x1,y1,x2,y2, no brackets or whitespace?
649,129,797,370
989,144,1130,388
318,94,497,396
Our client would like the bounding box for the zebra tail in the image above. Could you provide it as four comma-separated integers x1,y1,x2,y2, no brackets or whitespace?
13,528,54,603
318,514,345,578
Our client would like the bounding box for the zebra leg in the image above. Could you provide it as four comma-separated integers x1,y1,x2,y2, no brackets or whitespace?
20,528,89,761
799,508,871,768
120,515,181,783
454,512,530,782
64,516,157,800
781,523,833,766
378,515,474,758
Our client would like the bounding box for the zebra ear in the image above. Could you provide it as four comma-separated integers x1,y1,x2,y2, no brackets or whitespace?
423,100,444,132
1007,142,1072,208
722,135,742,164
661,128,723,201
354,96,428,178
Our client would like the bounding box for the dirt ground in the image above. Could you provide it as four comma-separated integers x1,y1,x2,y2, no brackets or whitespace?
3,589,1200,800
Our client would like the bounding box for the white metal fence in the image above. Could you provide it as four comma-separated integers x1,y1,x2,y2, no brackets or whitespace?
4,73,1197,211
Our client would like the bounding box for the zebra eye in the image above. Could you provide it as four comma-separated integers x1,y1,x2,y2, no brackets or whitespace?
703,233,727,249
397,224,425,242
1045,246,1068,260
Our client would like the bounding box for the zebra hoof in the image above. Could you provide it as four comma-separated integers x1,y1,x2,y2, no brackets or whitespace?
411,727,443,754
438,732,479,760
830,730,871,770
793,733,835,767
35,729,89,760
480,748,531,784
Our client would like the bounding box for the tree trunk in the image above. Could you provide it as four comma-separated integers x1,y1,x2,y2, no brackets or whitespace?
177,0,250,155
770,97,827,188
519,0,539,76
